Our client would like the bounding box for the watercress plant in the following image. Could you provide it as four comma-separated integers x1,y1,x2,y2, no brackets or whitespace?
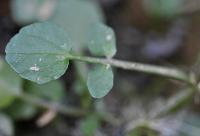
5,21,196,98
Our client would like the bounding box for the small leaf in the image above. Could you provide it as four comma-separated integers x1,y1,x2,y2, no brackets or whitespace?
87,23,117,58
87,65,114,98
143,0,182,18
11,0,56,24
0,113,14,136
6,100,37,120
25,80,65,101
128,126,158,136
6,22,72,84
51,0,104,50
81,114,100,136
0,58,22,108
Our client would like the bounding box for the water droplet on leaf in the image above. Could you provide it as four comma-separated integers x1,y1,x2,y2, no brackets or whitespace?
30,64,40,71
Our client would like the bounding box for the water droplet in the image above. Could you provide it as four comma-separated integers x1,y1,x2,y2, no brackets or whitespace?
54,76,59,79
106,34,112,41
37,77,40,81
39,58,42,62
30,64,40,71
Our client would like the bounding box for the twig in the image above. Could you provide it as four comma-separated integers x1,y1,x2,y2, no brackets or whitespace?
36,109,57,127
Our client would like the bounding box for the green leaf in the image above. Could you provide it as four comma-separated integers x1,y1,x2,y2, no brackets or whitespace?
87,23,117,58
25,80,65,101
6,22,72,84
0,58,22,108
11,0,56,24
144,0,182,18
87,65,114,98
6,100,37,120
0,113,14,136
81,114,100,136
51,0,104,50
128,126,158,136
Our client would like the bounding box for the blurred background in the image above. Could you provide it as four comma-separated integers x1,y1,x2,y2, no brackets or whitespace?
1,0,200,136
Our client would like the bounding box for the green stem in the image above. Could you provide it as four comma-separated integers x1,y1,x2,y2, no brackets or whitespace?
66,54,194,85
15,92,120,125
15,92,87,117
